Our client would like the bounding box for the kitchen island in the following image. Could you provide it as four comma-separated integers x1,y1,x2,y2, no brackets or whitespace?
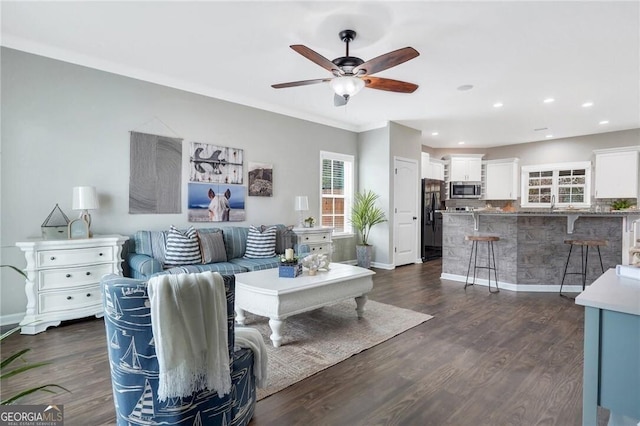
441,210,639,292
575,268,640,425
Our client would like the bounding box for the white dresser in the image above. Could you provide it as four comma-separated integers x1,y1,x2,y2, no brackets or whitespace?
293,227,333,261
15,234,128,334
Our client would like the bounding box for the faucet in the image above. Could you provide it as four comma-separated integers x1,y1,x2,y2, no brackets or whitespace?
550,194,555,212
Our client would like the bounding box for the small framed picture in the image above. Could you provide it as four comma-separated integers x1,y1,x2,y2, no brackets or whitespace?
68,218,89,239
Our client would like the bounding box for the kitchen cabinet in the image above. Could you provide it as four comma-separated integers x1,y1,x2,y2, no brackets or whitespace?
421,153,445,180
426,159,445,181
15,235,128,334
446,155,483,182
484,158,519,200
594,147,640,199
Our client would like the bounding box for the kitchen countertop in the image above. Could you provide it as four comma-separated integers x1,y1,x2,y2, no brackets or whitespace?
575,268,640,315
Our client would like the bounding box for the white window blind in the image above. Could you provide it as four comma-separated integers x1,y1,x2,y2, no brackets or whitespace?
320,151,354,234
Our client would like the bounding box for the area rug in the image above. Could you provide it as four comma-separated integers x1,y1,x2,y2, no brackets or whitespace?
240,300,434,400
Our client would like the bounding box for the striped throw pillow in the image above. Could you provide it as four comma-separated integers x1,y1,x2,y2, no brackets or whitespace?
244,226,277,259
164,226,202,267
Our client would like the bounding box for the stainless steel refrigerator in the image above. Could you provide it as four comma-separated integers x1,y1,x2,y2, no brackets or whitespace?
422,179,445,261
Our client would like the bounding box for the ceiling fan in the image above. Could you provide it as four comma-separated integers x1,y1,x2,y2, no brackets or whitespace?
272,29,420,106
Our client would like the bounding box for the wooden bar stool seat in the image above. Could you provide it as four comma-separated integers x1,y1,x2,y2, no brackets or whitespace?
560,239,607,298
464,234,500,293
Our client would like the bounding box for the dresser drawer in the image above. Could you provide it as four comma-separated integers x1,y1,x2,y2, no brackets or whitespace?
299,232,331,244
39,264,113,291
38,246,113,268
308,244,332,254
39,285,102,314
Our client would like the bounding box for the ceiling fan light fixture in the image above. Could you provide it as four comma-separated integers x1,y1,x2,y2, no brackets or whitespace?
330,76,365,97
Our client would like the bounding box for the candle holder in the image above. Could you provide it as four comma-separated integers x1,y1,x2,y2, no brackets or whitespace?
279,256,302,278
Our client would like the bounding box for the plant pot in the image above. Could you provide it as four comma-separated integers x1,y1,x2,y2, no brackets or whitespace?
356,244,372,269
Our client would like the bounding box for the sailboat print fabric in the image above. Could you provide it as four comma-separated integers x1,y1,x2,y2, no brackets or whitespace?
101,273,256,426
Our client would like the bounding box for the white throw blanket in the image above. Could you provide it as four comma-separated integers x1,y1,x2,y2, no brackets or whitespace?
148,271,231,401
235,327,269,388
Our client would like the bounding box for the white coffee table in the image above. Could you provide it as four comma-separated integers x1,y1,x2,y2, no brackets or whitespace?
234,263,375,347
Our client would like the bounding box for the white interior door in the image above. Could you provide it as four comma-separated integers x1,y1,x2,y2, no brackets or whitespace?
394,157,419,266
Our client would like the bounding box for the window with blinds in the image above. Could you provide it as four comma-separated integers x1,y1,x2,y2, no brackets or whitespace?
521,161,591,208
320,152,354,234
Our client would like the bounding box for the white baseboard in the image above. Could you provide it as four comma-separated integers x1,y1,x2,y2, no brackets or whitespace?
440,273,585,293
1,312,24,327
371,261,395,270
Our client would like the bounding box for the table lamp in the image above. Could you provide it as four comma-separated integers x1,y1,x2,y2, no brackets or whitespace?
294,195,309,228
72,186,99,236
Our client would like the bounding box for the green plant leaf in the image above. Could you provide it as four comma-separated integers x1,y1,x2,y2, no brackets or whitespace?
1,361,51,380
0,348,31,370
1,384,70,405
0,325,22,342
351,190,387,245
0,265,27,279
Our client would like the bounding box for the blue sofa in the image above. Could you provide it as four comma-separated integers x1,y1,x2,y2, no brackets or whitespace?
127,225,295,279
101,273,255,426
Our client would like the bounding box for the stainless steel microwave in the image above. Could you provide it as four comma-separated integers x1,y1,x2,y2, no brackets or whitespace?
450,181,482,199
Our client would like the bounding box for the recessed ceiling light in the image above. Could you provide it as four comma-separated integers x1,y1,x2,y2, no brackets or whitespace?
493,102,503,108
599,120,609,125
546,134,553,138
431,132,439,136
582,102,594,107
458,141,465,145
543,98,555,103
457,84,474,91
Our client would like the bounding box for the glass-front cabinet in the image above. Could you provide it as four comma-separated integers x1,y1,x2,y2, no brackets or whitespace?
521,161,591,208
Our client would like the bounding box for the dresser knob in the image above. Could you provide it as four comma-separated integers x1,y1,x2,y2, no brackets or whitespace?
86,293,91,297
323,236,326,239
85,272,91,276
66,296,72,300
66,274,71,278
50,256,56,261
99,253,104,256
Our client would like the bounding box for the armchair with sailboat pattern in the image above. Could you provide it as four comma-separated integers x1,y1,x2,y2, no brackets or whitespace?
101,273,256,426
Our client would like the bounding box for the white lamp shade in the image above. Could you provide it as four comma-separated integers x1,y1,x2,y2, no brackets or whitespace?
72,186,99,210
294,195,309,211
330,76,365,97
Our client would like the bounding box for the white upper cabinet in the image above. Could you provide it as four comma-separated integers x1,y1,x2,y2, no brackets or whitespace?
594,147,640,199
421,152,430,179
421,152,446,180
484,158,519,200
446,154,483,182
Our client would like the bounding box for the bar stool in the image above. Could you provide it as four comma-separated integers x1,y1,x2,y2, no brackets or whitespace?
559,239,607,297
464,234,500,293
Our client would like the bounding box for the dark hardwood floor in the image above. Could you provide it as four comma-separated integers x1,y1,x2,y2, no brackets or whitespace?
1,260,598,425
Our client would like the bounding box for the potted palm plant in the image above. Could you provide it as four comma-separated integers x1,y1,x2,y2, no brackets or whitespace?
351,190,387,268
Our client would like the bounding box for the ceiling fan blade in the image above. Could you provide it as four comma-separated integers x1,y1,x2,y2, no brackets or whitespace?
290,45,341,74
363,76,418,93
334,93,349,107
272,78,332,89
353,47,419,76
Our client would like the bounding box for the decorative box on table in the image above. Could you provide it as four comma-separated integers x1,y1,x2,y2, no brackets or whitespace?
279,263,302,278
